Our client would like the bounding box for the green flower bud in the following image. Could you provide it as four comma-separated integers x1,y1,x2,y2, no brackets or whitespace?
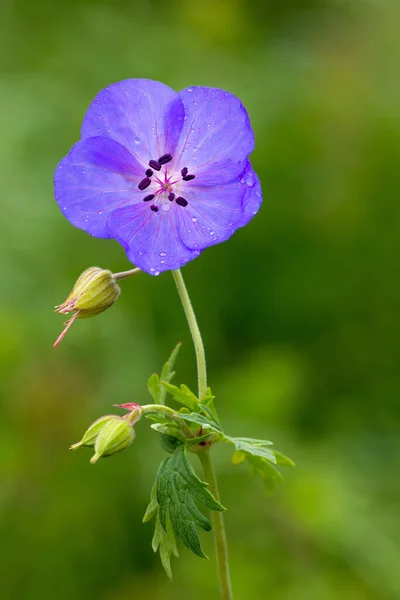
90,418,135,464
69,415,119,451
54,267,120,347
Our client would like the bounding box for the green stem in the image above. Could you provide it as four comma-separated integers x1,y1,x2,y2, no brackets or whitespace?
171,269,207,400
199,450,233,600
171,268,233,600
113,267,142,280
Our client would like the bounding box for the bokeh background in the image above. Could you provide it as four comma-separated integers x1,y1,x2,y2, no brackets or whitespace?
1,0,399,598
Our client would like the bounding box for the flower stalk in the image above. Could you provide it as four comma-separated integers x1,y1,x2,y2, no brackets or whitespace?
171,269,233,600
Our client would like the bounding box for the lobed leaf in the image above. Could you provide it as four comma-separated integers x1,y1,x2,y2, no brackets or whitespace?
156,445,225,558
226,436,277,463
160,382,198,411
143,484,179,579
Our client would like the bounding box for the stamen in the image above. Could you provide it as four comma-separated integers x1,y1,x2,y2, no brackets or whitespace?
182,174,195,181
143,194,155,202
150,205,159,212
181,167,188,178
168,192,175,201
145,168,153,177
149,160,161,171
176,197,188,207
158,154,172,165
138,177,151,191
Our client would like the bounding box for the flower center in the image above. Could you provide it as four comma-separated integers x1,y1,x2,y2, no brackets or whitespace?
137,153,195,213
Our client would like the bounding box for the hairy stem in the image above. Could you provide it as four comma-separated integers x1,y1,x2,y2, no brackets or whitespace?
171,268,233,600
199,450,233,600
113,267,142,280
171,269,207,400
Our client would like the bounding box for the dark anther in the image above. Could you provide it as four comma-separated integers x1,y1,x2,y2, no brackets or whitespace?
168,192,175,201
138,177,151,191
182,174,195,181
158,154,172,165
181,167,188,178
149,160,161,171
176,196,188,207
145,168,153,177
150,205,159,212
143,194,155,202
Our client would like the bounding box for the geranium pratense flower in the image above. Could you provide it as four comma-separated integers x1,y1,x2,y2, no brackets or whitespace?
54,79,262,275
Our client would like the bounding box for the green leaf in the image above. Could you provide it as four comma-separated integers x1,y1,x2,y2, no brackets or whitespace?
246,454,283,493
179,411,222,434
186,432,215,447
226,436,277,463
152,513,179,579
159,343,181,405
156,445,225,558
148,373,161,403
273,450,295,467
200,387,219,421
143,484,178,579
143,483,158,523
150,422,186,441
160,382,198,411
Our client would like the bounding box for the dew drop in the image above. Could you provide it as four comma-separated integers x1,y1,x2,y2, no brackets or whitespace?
98,210,103,215
187,87,194,93
150,268,155,272
133,136,141,145
192,217,197,223
154,271,160,276
160,260,165,264
159,251,167,257
209,230,215,235
138,251,144,256
256,189,261,197
245,172,254,186
240,178,245,184
213,236,218,241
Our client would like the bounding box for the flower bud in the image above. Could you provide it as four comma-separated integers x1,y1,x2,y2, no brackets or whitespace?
69,415,119,451
90,418,135,464
53,267,120,347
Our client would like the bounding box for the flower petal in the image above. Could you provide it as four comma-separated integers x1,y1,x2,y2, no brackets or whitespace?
107,204,199,275
54,136,144,238
81,79,184,168
174,87,255,186
174,163,262,250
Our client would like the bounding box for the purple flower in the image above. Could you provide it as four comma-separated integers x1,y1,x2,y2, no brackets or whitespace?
54,79,262,275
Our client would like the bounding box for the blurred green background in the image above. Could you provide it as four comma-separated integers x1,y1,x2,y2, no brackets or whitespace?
1,0,399,598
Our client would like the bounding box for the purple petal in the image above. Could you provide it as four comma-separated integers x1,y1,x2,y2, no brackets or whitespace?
107,204,200,275
174,163,262,250
54,136,144,238
81,79,185,168
174,87,255,186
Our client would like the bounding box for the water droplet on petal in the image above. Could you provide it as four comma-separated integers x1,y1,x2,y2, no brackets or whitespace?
192,217,197,223
138,251,144,256
245,172,254,186
256,189,262,197
209,230,215,235
160,260,165,264
154,271,160,276
159,251,167,257
187,87,194,93
213,236,218,241
150,268,155,272
133,136,141,145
